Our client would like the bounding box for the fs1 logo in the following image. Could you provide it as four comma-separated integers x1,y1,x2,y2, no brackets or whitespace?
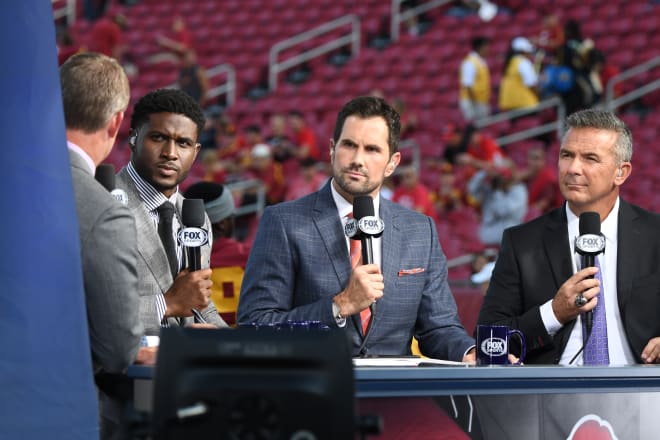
344,218,358,238
178,227,209,247
575,234,606,254
480,337,507,356
357,216,384,236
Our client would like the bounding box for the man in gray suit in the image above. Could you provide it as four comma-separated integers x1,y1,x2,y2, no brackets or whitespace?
238,96,475,362
61,52,154,439
116,88,226,333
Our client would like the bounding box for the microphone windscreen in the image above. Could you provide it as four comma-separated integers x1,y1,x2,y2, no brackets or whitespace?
579,211,601,236
353,196,374,220
95,163,116,192
182,198,206,227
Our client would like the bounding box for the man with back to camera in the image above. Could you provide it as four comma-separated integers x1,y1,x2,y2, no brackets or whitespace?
477,108,660,365
237,96,475,362
60,51,155,439
115,88,227,334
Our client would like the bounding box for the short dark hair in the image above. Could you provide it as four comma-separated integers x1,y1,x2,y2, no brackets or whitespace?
332,96,401,156
471,36,489,52
130,88,206,136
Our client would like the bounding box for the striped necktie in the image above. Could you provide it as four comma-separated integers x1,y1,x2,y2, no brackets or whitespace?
583,256,610,365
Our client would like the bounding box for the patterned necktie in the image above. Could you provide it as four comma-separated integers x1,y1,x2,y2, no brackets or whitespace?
583,256,609,365
157,202,179,279
348,213,371,334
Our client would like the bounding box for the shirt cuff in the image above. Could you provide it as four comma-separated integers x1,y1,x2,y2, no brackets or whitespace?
156,293,168,327
540,299,562,335
332,302,347,328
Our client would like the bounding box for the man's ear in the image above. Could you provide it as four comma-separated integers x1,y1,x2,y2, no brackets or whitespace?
385,152,401,177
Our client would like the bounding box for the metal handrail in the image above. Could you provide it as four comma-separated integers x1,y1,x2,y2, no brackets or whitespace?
268,14,360,91
206,63,236,107
474,96,566,147
390,0,452,42
606,56,660,112
226,179,266,217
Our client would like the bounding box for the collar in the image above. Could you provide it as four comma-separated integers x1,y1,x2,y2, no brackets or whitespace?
67,141,95,175
125,161,178,212
329,178,381,219
566,197,620,254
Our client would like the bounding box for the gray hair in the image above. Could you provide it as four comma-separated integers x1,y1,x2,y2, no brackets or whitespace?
60,52,130,133
563,109,633,164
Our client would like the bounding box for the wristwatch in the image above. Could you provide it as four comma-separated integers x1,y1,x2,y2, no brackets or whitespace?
332,302,347,327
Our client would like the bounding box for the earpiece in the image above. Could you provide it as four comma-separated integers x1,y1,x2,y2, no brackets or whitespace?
129,135,136,146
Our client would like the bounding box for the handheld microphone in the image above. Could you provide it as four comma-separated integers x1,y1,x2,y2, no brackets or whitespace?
345,196,385,319
574,211,606,335
94,163,128,205
179,198,209,272
180,198,210,324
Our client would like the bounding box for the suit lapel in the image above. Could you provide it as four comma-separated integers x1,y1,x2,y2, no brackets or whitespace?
312,182,352,286
543,206,573,289
312,183,366,336
117,168,173,292
616,200,637,310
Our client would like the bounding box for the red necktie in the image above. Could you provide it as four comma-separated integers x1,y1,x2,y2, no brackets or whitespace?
348,213,371,334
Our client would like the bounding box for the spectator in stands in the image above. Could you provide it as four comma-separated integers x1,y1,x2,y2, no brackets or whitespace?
434,162,466,216
517,145,562,219
150,15,193,64
459,36,492,122
392,164,439,222
183,181,250,326
268,113,294,163
392,96,419,139
556,19,595,113
177,49,208,107
456,124,506,173
498,37,539,112
285,157,329,201
199,149,227,183
532,12,565,59
243,143,287,206
440,123,468,165
288,110,321,161
88,13,127,62
467,163,528,247
586,48,622,105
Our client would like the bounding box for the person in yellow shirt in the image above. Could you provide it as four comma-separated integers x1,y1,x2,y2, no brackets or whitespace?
498,36,539,111
459,36,491,122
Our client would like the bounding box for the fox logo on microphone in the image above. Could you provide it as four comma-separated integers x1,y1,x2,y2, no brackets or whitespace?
575,234,605,255
480,337,507,356
178,227,209,247
357,216,384,236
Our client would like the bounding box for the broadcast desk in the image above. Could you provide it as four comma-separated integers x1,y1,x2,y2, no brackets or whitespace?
128,363,660,410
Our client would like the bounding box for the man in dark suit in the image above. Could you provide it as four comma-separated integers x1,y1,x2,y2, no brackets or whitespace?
477,108,660,365
237,96,475,362
61,52,154,439
115,88,226,333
